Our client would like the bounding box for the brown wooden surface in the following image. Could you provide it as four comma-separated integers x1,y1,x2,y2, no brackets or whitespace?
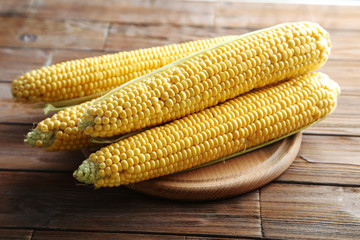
0,0,359,239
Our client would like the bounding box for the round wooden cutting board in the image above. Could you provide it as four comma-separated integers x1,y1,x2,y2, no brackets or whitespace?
126,132,302,201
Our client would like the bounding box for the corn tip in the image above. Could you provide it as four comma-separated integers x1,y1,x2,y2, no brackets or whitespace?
73,159,99,185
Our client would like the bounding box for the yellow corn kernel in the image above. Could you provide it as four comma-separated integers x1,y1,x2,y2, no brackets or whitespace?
25,100,95,151
80,22,331,138
12,35,234,103
73,72,340,187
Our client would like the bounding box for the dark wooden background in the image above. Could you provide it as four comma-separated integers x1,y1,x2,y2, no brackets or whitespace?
0,0,359,239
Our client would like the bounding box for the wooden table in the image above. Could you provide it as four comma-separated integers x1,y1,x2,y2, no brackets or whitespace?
1,1,359,239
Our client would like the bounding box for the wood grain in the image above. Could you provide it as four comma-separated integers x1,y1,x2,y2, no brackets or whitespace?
187,237,252,240
305,114,360,136
215,2,360,30
32,230,184,240
278,134,360,186
0,124,83,171
324,94,359,116
0,0,359,239
304,94,360,135
129,133,301,201
0,229,33,240
328,29,360,61
105,24,248,51
0,171,261,238
0,16,108,50
0,0,32,17
0,48,51,82
0,83,49,124
29,0,360,31
261,183,360,239
320,60,360,95
31,0,215,27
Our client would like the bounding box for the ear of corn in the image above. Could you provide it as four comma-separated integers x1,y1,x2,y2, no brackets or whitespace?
73,72,340,187
25,97,141,151
79,21,331,139
25,100,95,151
12,36,234,103
25,97,140,151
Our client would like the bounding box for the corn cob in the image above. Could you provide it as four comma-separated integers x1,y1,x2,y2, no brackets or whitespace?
12,36,234,103
73,72,340,187
25,100,94,151
23,37,237,151
79,22,331,139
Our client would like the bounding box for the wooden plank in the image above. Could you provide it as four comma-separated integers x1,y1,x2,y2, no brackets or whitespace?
320,60,360,95
215,2,360,31
327,94,359,116
0,82,49,124
32,230,184,240
309,60,360,135
328,29,360,61
0,0,32,16
0,171,261,238
0,124,83,171
278,134,360,186
105,24,247,51
261,183,360,239
306,114,360,136
0,229,32,240
31,0,215,27
0,16,108,50
304,94,360,135
187,237,252,240
41,25,360,62
0,48,51,82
